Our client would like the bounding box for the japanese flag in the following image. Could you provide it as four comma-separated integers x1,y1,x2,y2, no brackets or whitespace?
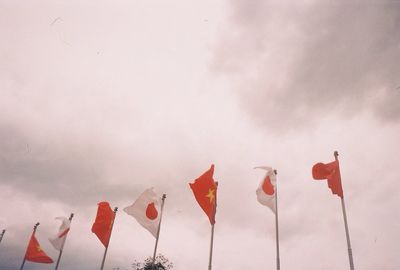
123,188,162,238
49,217,71,251
255,166,276,214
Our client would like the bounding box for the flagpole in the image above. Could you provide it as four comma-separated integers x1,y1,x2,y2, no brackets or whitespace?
274,170,280,270
100,207,118,270
208,223,215,270
0,229,5,244
152,194,167,268
208,181,218,270
20,222,40,270
335,151,355,270
54,213,74,270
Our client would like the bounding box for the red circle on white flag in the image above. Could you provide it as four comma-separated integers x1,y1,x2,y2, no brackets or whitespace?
146,202,158,220
262,175,275,195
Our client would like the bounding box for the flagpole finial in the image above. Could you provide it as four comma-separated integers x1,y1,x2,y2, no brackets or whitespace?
113,207,118,213
69,213,74,220
33,222,40,233
334,151,339,160
162,194,166,200
274,169,277,175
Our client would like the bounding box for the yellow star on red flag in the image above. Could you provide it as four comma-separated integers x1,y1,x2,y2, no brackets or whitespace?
189,164,218,225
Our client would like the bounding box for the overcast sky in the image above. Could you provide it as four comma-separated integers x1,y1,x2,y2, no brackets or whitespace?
1,0,399,269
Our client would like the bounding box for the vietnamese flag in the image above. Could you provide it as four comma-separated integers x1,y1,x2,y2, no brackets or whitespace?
189,164,218,225
312,160,343,198
91,202,115,247
24,233,53,263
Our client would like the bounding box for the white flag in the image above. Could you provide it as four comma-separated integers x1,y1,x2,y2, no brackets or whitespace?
49,217,71,251
123,188,162,238
255,166,276,214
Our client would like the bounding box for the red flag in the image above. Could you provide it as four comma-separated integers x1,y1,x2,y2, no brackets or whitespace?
24,233,53,263
189,164,218,225
312,160,343,198
91,202,115,247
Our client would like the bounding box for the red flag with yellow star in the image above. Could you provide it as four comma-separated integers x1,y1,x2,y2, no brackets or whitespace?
91,202,115,247
24,233,53,263
189,164,218,225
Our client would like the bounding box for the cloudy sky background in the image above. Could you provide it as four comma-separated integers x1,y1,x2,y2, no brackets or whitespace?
1,0,399,269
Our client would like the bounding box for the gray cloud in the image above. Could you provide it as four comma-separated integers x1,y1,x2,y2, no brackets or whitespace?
1,1,400,269
213,1,400,130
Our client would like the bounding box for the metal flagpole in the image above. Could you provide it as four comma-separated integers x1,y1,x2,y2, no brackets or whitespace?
334,151,355,270
0,229,5,244
100,207,118,270
152,194,167,269
208,224,215,270
274,169,280,270
20,222,40,270
208,181,218,270
54,213,74,270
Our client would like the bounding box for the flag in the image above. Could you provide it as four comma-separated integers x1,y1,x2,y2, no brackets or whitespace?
189,164,218,225
255,166,276,213
24,233,53,263
312,159,343,198
123,188,162,238
91,202,115,247
49,217,71,251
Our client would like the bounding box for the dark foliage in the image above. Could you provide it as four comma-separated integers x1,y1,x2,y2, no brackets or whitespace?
132,254,173,270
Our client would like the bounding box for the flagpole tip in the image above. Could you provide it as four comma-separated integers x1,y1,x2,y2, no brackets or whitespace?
334,151,339,160
33,222,40,230
113,207,118,212
274,169,277,175
162,194,167,199
69,213,74,220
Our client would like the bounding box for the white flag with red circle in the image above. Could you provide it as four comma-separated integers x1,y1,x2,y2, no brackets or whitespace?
49,217,71,251
123,188,161,238
255,166,276,214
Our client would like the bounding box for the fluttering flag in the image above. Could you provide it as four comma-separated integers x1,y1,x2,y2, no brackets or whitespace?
24,233,53,263
189,164,218,225
91,202,115,247
255,166,276,213
49,217,71,251
312,159,343,198
123,188,162,238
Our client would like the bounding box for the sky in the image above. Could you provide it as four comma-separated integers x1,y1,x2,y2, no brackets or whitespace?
0,0,399,269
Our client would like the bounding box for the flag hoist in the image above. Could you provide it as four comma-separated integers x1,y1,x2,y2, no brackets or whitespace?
312,151,355,270
123,188,167,268
189,164,218,270
20,222,53,270
91,202,118,270
255,167,280,270
50,213,74,270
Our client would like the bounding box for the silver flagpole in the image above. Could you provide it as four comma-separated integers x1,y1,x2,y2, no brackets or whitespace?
274,170,280,270
208,181,218,270
152,194,167,268
54,213,74,270
0,229,5,244
100,207,118,270
208,224,215,270
334,151,355,270
20,222,40,270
